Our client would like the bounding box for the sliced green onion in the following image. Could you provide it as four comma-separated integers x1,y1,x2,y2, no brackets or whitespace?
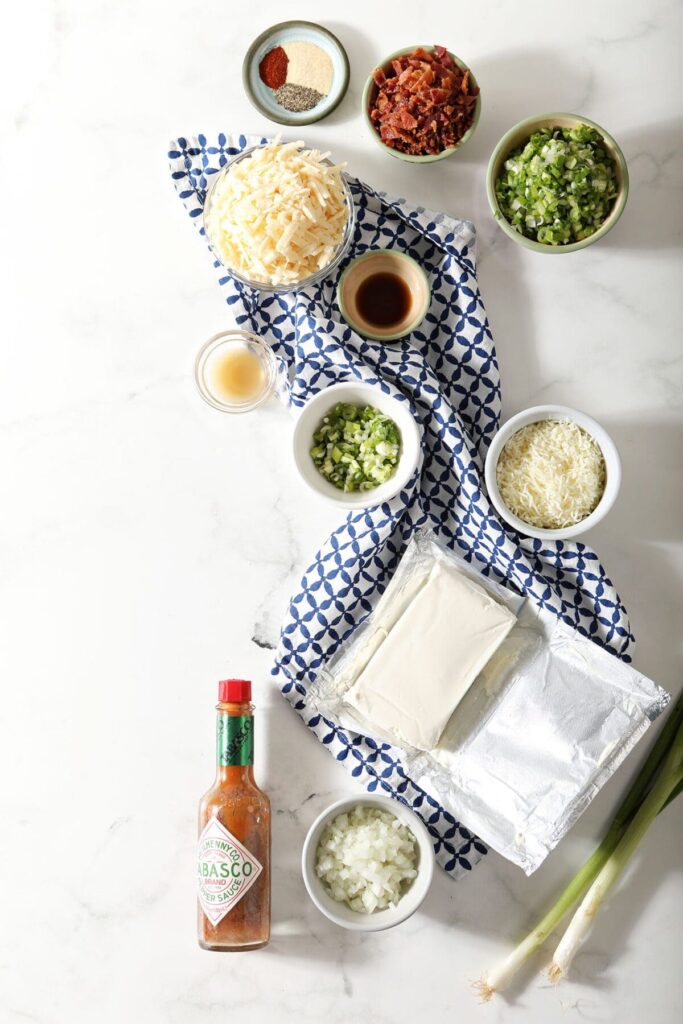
310,402,401,493
495,124,618,245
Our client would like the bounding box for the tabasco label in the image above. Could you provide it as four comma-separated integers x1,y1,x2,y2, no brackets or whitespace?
217,715,254,766
197,816,263,926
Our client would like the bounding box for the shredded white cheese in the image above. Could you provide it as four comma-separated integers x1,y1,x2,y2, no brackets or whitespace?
496,419,606,529
205,140,348,286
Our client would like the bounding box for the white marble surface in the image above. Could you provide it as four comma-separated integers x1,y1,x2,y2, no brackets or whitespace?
1,1,682,1021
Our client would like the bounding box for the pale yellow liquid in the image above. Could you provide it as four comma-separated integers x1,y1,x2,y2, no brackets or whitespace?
210,347,266,403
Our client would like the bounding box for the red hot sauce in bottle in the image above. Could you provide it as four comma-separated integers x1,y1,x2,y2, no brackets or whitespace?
197,679,271,951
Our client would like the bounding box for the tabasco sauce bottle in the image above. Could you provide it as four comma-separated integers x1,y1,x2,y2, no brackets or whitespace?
197,679,271,951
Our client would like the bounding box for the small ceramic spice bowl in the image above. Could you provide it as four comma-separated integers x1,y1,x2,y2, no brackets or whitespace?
243,20,350,126
337,250,431,341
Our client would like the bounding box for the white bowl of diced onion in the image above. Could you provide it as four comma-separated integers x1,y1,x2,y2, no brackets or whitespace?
292,381,423,509
301,795,435,931
484,404,621,540
202,143,356,294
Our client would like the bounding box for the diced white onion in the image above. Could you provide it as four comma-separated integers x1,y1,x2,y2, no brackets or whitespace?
315,805,418,914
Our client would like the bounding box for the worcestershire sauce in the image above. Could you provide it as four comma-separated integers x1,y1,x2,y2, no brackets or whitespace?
356,272,412,328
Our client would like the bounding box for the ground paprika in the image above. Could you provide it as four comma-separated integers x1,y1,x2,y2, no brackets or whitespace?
258,46,288,89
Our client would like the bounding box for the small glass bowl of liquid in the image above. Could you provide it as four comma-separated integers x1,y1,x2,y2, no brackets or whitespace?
195,330,279,413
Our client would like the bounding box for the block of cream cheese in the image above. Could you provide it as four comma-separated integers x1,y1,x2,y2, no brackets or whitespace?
345,561,517,750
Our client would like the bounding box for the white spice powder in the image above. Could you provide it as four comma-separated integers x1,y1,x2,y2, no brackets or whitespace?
283,41,333,96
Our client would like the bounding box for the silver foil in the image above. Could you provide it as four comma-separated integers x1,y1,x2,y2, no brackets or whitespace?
309,531,670,874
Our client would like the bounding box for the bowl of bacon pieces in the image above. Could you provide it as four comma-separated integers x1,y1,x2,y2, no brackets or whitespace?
363,45,481,162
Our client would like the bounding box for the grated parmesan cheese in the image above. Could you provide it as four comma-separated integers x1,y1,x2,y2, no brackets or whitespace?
204,140,348,286
496,419,606,530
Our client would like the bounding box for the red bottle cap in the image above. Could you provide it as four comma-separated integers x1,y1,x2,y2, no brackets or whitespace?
218,678,252,703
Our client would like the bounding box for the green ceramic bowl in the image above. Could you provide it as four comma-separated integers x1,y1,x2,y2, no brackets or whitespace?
362,46,481,163
486,112,629,254
337,250,431,341
242,20,350,127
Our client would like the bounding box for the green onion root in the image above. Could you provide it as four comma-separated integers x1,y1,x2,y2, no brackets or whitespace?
475,829,620,1000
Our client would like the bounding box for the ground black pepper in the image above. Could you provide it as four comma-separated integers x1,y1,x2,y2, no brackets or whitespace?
274,83,323,113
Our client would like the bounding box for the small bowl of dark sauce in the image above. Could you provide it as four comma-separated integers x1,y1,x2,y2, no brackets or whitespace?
337,250,431,341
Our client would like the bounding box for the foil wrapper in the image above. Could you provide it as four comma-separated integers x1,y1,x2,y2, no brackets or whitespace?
309,531,670,874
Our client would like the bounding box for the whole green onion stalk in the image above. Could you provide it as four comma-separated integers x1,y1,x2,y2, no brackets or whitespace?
476,692,683,1001
548,705,683,982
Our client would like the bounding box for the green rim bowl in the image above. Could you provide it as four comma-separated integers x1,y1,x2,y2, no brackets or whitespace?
486,112,629,254
362,46,481,163
242,20,350,127
337,250,431,341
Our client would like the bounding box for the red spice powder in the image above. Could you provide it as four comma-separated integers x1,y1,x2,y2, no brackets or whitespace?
259,46,288,89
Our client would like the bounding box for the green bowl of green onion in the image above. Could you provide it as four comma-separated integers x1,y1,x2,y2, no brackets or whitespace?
486,113,628,253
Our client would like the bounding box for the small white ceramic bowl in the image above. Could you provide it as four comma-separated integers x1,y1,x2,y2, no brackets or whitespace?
301,794,435,931
292,381,422,509
484,404,621,541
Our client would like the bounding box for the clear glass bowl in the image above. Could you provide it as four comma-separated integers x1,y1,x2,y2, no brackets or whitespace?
194,330,279,414
202,144,356,294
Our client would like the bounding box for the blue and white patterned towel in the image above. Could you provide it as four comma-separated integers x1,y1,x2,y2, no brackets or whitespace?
169,133,634,878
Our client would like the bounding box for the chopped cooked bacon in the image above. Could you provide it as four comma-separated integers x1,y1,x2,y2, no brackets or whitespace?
399,109,418,129
368,45,479,156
